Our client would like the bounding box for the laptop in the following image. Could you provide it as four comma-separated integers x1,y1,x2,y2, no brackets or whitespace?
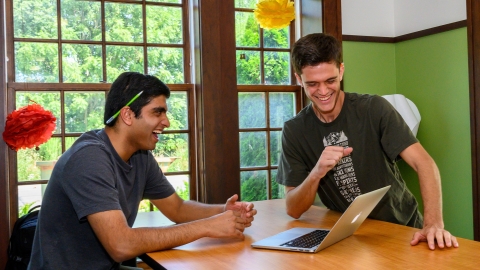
251,185,391,253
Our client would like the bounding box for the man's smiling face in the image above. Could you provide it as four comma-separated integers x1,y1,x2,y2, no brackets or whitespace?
130,95,170,151
295,62,345,122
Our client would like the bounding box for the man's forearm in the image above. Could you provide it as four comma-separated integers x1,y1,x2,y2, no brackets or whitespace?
418,162,444,227
113,219,214,262
171,200,224,223
285,174,321,218
400,143,444,227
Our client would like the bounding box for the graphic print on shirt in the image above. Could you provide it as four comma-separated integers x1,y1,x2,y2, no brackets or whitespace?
323,131,361,202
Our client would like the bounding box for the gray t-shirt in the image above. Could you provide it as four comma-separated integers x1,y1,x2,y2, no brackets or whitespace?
28,129,175,269
277,92,423,228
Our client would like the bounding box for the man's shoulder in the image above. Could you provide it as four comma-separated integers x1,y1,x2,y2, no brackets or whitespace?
345,92,390,111
284,104,312,127
345,92,381,103
58,130,110,163
71,129,107,150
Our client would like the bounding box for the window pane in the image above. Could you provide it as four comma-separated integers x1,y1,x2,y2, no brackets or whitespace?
148,47,184,83
18,185,44,216
154,133,189,172
270,131,282,166
236,50,260,84
169,175,189,200
16,92,61,134
240,132,267,167
17,138,62,181
105,2,143,42
301,0,323,36
235,12,259,47
14,0,57,39
64,92,105,133
235,0,256,9
147,6,183,44
138,174,189,212
61,0,101,41
138,200,153,212
239,92,265,128
271,170,285,199
269,92,295,128
264,27,289,49
62,44,103,83
106,45,144,82
65,137,79,150
241,170,267,201
166,92,188,130
264,51,290,85
15,42,59,83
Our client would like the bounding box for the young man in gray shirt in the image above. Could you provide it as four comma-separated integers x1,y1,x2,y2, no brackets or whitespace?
29,72,257,269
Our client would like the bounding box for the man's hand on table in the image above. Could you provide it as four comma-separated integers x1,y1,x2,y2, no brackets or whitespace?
410,224,459,250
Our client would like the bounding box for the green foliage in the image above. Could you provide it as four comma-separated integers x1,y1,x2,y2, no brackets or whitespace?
64,92,105,132
138,200,150,212
241,171,268,201
138,179,188,212
62,44,103,83
18,201,39,217
264,51,290,85
240,170,285,202
13,0,292,207
15,42,59,82
238,93,295,169
240,132,267,168
235,0,257,9
235,14,292,201
151,92,189,172
264,28,289,49
14,0,58,39
61,0,102,41
148,48,184,84
175,180,189,200
236,12,259,47
13,0,185,83
146,5,182,44
239,92,266,128
105,2,143,42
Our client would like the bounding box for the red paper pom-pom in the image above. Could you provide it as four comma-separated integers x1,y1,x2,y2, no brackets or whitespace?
2,104,56,151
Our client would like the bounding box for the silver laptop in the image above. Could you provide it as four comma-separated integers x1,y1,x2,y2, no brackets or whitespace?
251,185,391,253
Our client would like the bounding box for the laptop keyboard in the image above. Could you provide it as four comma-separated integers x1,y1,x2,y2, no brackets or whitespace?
280,229,329,249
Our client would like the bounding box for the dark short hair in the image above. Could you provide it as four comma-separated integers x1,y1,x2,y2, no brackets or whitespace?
291,33,343,75
104,72,170,126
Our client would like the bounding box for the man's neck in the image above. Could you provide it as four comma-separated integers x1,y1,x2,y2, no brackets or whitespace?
313,91,345,123
104,126,135,162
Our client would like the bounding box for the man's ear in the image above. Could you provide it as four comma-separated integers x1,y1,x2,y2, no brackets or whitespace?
339,63,345,81
294,73,303,87
119,107,134,126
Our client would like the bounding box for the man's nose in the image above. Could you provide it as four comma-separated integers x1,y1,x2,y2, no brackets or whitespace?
317,83,329,94
163,117,170,128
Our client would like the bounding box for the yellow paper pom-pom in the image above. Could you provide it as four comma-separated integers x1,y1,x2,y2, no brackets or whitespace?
254,0,295,30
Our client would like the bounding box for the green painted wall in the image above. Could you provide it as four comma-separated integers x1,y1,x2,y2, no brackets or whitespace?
343,42,397,95
342,27,473,240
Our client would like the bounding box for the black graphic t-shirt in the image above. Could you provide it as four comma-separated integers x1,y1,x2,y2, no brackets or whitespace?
277,92,423,228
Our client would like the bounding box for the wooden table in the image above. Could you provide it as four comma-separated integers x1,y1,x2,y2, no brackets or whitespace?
133,199,479,270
